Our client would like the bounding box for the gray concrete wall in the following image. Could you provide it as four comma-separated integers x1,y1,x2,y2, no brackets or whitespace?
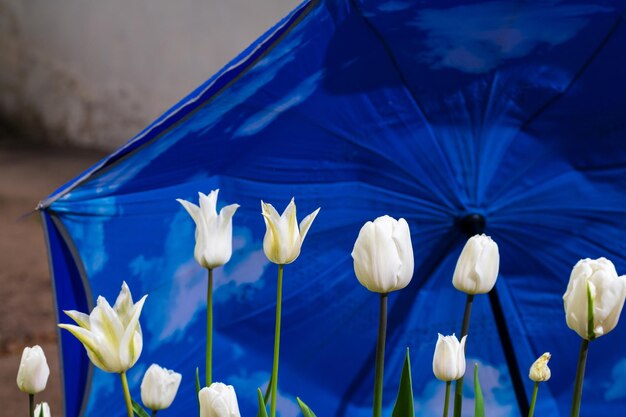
0,0,300,150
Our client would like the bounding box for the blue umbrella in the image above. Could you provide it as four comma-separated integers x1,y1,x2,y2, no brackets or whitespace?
40,1,626,416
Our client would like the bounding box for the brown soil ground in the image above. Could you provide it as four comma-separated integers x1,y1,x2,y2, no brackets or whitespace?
0,131,106,417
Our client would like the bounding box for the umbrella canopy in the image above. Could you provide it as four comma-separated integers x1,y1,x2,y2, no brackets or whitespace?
40,1,626,416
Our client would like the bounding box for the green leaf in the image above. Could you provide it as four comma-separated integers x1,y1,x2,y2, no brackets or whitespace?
131,399,150,417
255,377,272,417
257,388,269,417
38,406,44,417
474,364,484,417
297,397,318,417
392,347,414,417
196,367,202,417
587,281,596,341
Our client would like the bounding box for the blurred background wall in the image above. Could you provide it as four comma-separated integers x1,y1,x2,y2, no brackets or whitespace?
0,0,300,150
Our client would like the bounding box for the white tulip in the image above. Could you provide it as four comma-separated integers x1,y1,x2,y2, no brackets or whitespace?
261,198,320,264
177,189,239,269
199,382,241,417
16,345,50,394
58,282,147,373
351,215,414,293
34,402,51,417
529,352,551,382
141,364,182,411
452,234,499,294
563,257,626,340
432,333,467,382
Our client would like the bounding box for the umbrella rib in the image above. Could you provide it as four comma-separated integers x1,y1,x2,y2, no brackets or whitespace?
347,0,464,208
520,13,623,131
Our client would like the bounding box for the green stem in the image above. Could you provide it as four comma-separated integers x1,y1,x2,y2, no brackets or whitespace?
453,294,474,417
373,293,388,417
528,382,539,417
443,381,451,417
120,372,133,417
207,268,213,386
29,394,34,417
270,264,284,417
570,339,589,417
152,410,157,417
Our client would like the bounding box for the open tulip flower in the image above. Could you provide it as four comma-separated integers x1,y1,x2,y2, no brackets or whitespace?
177,189,239,270
563,257,626,340
199,382,241,417
141,364,182,412
59,282,147,417
59,281,147,373
432,334,467,382
563,257,626,417
351,215,414,294
16,345,50,395
261,198,320,265
452,234,499,295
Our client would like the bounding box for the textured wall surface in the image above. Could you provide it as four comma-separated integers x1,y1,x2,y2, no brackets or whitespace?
0,0,300,150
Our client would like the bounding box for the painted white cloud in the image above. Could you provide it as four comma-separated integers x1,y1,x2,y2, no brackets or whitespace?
415,359,515,417
413,1,612,73
130,208,269,343
70,217,109,275
234,70,325,137
605,357,626,400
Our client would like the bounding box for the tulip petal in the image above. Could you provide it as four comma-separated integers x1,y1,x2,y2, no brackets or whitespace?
119,295,148,369
299,207,320,245
113,281,135,325
391,218,414,290
57,324,109,370
199,190,219,219
219,203,240,224
177,198,201,225
457,335,467,379
64,310,91,330
282,198,299,242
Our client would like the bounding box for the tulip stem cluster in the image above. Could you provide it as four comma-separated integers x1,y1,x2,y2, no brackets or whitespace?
528,382,539,417
270,264,284,417
207,268,214,386
570,339,589,417
373,293,388,417
120,372,133,417
453,294,474,417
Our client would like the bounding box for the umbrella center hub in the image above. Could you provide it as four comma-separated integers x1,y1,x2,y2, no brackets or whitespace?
456,213,486,237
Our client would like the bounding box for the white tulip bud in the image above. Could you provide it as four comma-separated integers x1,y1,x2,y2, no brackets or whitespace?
59,281,147,373
529,352,551,382
34,402,51,417
177,189,239,269
432,333,467,381
452,234,499,294
141,364,182,411
261,198,320,264
199,382,241,417
351,215,414,293
563,257,626,340
16,345,50,394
